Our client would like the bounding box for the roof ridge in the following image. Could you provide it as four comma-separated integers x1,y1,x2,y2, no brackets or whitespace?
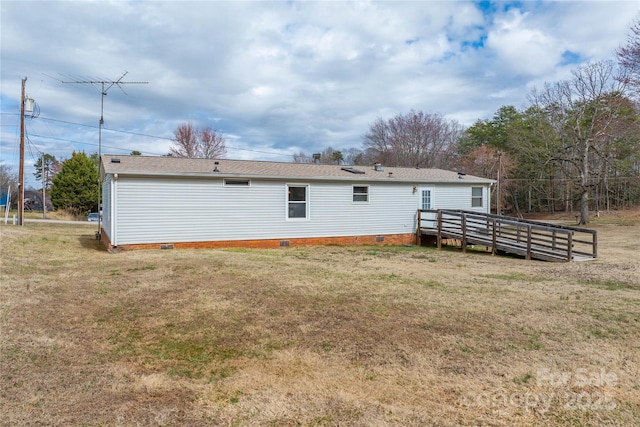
101,154,494,183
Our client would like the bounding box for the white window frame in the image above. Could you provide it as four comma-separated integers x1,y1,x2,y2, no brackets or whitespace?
471,186,483,208
352,185,369,203
286,184,309,220
420,187,433,210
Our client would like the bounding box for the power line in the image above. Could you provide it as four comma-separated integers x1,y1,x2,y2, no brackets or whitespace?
27,133,166,156
3,113,173,140
4,114,296,159
38,116,174,141
29,116,294,158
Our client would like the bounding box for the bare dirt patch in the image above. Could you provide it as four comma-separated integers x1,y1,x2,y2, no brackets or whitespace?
1,220,639,426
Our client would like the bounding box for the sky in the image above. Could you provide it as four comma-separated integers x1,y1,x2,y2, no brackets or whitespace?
1,0,639,188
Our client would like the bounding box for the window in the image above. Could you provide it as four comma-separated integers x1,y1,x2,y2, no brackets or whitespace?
224,179,250,186
287,185,307,219
472,187,483,207
421,189,432,210
353,185,369,202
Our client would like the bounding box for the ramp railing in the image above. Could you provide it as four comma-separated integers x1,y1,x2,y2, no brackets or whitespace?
418,209,597,262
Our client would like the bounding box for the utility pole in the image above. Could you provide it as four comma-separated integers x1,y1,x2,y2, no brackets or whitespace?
496,150,502,215
60,72,147,237
41,154,47,219
18,77,26,226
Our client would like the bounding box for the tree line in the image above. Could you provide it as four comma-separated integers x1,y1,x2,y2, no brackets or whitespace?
289,60,639,225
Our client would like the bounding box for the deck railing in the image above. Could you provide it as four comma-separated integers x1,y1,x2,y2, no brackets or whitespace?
417,209,597,262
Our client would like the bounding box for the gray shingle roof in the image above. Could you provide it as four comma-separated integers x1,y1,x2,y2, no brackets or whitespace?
101,155,494,184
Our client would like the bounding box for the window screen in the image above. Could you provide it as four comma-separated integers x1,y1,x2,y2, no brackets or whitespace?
472,187,483,207
288,185,307,218
353,186,369,202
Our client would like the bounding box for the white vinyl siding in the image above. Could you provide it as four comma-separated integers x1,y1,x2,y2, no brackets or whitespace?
101,174,112,242
433,184,489,212
107,175,491,246
111,177,416,245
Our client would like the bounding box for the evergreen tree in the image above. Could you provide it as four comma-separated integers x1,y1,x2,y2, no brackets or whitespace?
89,152,100,169
33,153,61,189
50,152,99,213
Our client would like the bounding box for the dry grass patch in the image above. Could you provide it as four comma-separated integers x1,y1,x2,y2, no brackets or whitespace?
1,221,639,426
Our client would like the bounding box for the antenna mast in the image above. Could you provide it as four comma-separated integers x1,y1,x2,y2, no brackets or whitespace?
18,77,26,226
59,71,147,238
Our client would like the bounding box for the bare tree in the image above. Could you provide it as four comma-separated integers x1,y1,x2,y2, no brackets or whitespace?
362,110,462,169
617,14,640,93
317,147,341,164
457,145,516,213
342,147,365,165
292,146,346,164
457,145,510,181
1,162,18,194
170,123,227,159
171,123,198,158
199,127,227,159
292,151,312,163
528,61,631,224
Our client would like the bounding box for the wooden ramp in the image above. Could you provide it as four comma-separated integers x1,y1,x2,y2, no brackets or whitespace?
417,210,597,262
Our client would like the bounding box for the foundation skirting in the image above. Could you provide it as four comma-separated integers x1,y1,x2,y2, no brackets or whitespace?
101,231,417,251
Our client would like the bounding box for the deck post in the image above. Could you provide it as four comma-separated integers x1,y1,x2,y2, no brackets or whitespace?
461,213,467,253
592,231,597,258
491,219,497,255
437,210,442,250
567,232,573,261
526,225,532,260
416,209,421,245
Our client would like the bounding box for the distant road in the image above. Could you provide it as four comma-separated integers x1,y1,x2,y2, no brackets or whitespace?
22,219,97,225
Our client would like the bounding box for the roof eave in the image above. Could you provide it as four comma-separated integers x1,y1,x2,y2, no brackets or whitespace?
103,170,494,184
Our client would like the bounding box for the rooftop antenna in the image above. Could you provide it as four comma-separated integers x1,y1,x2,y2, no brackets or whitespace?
59,71,148,238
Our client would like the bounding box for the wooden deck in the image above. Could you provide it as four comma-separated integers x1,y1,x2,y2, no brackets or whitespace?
417,210,597,262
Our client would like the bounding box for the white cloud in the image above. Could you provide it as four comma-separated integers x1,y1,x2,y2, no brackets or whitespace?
1,0,638,187
486,9,564,76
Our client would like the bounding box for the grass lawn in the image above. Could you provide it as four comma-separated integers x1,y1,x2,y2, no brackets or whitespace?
1,218,639,426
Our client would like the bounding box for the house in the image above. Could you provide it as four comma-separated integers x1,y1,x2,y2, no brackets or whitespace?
99,155,494,250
